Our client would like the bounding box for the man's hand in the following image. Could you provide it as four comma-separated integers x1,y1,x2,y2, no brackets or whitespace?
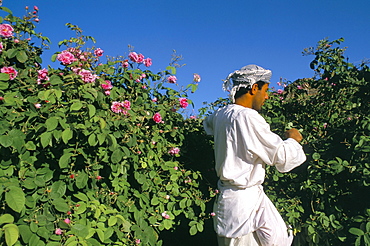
285,128,303,143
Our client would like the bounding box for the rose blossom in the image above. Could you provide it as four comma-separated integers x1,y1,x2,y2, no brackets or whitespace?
193,73,201,82
277,89,283,94
135,239,141,244
64,218,71,224
0,42,3,53
78,69,98,83
210,212,216,217
128,52,139,62
57,50,77,65
167,75,177,84
0,24,14,37
37,68,49,82
104,90,111,95
111,101,131,114
143,58,152,67
122,60,129,68
1,66,18,80
101,80,113,90
161,211,170,219
34,103,41,108
55,228,62,235
137,54,144,63
94,48,104,57
179,98,188,108
153,112,162,123
168,147,180,155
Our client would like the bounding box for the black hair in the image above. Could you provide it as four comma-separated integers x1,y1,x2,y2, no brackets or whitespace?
234,81,267,101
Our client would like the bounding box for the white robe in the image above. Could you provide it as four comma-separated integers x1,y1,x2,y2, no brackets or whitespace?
204,104,306,245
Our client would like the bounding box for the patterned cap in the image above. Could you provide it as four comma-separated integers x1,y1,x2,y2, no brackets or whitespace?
222,64,272,103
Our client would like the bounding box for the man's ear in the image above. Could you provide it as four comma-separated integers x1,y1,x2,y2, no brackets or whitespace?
250,83,259,95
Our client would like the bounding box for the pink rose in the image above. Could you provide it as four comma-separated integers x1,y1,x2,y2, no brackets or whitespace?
104,90,111,95
135,239,141,244
167,75,177,84
179,98,188,109
129,52,139,62
101,80,113,90
0,24,14,38
152,97,157,102
37,68,49,81
193,73,201,83
1,66,18,80
168,147,180,155
161,211,170,219
277,89,283,94
55,228,62,235
153,112,162,123
57,50,77,65
0,42,3,53
137,54,144,63
34,103,41,108
34,6,39,11
94,48,104,57
14,39,19,43
210,212,216,217
122,60,129,68
64,218,71,224
78,69,98,83
143,58,152,67
111,101,131,114
190,115,196,119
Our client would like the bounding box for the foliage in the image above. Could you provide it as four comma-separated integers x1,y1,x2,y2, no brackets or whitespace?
0,5,211,246
260,38,370,245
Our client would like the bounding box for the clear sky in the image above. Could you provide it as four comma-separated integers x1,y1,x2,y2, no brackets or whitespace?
3,0,370,114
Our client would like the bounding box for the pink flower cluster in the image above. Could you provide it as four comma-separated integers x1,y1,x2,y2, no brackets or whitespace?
168,147,180,155
57,50,77,65
167,75,177,84
153,112,162,123
111,100,131,114
128,52,152,67
37,68,49,84
55,228,62,235
0,42,3,53
94,48,104,57
0,24,14,38
161,211,170,219
101,80,113,95
78,69,98,83
179,98,188,109
1,66,18,80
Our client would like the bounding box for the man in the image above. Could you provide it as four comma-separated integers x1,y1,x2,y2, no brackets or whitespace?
203,65,306,246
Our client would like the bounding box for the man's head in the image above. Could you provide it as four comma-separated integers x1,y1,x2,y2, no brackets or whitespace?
223,64,271,110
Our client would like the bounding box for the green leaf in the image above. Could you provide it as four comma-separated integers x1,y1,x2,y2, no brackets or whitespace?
96,228,104,242
108,216,117,227
74,192,89,202
0,73,10,81
62,128,73,144
88,104,96,118
70,101,83,111
72,224,89,238
0,214,14,225
349,227,364,236
25,141,37,150
16,50,28,63
0,6,13,14
189,225,197,236
3,224,19,246
40,132,52,148
312,152,320,160
7,48,17,58
5,186,25,213
50,181,66,199
18,225,32,244
76,171,88,189
45,117,59,131
111,149,123,163
0,80,9,89
59,153,73,168
52,198,69,212
0,135,13,147
88,134,98,146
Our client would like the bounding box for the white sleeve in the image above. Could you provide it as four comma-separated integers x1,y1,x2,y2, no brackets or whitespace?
203,113,215,135
242,113,306,173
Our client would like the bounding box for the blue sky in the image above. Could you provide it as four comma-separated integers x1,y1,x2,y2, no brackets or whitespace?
3,0,370,113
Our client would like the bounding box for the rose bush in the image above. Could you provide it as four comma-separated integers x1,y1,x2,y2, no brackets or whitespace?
0,5,211,246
